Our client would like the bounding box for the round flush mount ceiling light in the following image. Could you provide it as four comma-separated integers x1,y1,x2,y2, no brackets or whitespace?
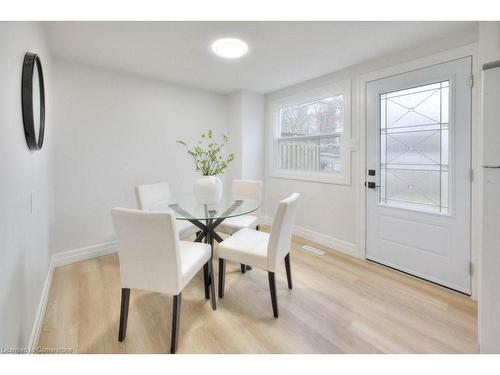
211,38,248,59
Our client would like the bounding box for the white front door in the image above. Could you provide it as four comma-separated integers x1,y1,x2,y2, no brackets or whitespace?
366,57,472,294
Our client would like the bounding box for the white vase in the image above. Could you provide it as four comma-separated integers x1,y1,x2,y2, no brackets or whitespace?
194,176,223,204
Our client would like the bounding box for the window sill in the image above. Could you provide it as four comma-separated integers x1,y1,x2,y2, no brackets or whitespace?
269,170,351,185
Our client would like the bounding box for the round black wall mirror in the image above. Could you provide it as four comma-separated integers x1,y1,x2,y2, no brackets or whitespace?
22,52,45,151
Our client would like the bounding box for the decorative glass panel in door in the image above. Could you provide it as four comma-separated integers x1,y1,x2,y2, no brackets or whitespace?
379,81,449,214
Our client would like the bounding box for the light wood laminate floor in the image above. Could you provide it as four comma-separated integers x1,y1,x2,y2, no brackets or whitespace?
38,227,478,353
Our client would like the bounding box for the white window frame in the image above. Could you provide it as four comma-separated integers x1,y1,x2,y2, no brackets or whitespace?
268,80,351,185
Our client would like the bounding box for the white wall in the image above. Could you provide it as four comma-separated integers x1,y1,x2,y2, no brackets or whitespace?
478,21,500,353
241,92,265,181
226,92,243,182
478,22,500,63
52,61,228,253
0,22,54,348
226,91,265,183
264,30,479,257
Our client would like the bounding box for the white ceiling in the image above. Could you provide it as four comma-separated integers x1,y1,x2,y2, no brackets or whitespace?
45,21,478,94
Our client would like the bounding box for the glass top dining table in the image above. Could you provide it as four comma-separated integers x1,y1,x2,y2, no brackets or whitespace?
149,193,260,310
149,194,260,222
149,193,260,246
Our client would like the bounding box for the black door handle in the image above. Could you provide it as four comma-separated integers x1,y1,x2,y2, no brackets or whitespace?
366,182,380,189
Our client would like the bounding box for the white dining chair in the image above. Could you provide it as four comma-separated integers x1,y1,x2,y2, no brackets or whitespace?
216,179,263,273
111,208,215,354
217,193,300,318
135,182,198,240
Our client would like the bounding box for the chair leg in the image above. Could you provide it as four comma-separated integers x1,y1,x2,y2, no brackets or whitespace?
203,262,210,299
209,261,217,310
170,293,182,354
240,263,246,273
268,272,279,318
284,253,292,290
118,288,130,342
218,258,226,298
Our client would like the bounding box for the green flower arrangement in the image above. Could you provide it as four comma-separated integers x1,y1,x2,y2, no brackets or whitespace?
177,129,235,176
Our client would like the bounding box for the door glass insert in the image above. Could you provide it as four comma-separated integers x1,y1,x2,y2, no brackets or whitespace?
380,81,449,213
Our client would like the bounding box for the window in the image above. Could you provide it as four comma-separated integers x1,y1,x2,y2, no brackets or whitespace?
379,81,449,214
269,81,351,184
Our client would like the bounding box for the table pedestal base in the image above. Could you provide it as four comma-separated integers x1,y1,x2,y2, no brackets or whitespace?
168,200,252,312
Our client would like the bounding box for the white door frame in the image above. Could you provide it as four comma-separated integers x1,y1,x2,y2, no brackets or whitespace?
356,43,481,299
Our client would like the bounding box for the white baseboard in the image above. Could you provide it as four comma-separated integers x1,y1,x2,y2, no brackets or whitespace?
28,260,54,350
52,241,118,267
260,216,359,258
29,241,118,348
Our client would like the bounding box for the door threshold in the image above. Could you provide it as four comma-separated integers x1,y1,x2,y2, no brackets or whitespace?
366,258,472,297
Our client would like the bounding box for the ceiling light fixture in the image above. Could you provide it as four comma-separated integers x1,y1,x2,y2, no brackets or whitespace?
211,38,248,59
